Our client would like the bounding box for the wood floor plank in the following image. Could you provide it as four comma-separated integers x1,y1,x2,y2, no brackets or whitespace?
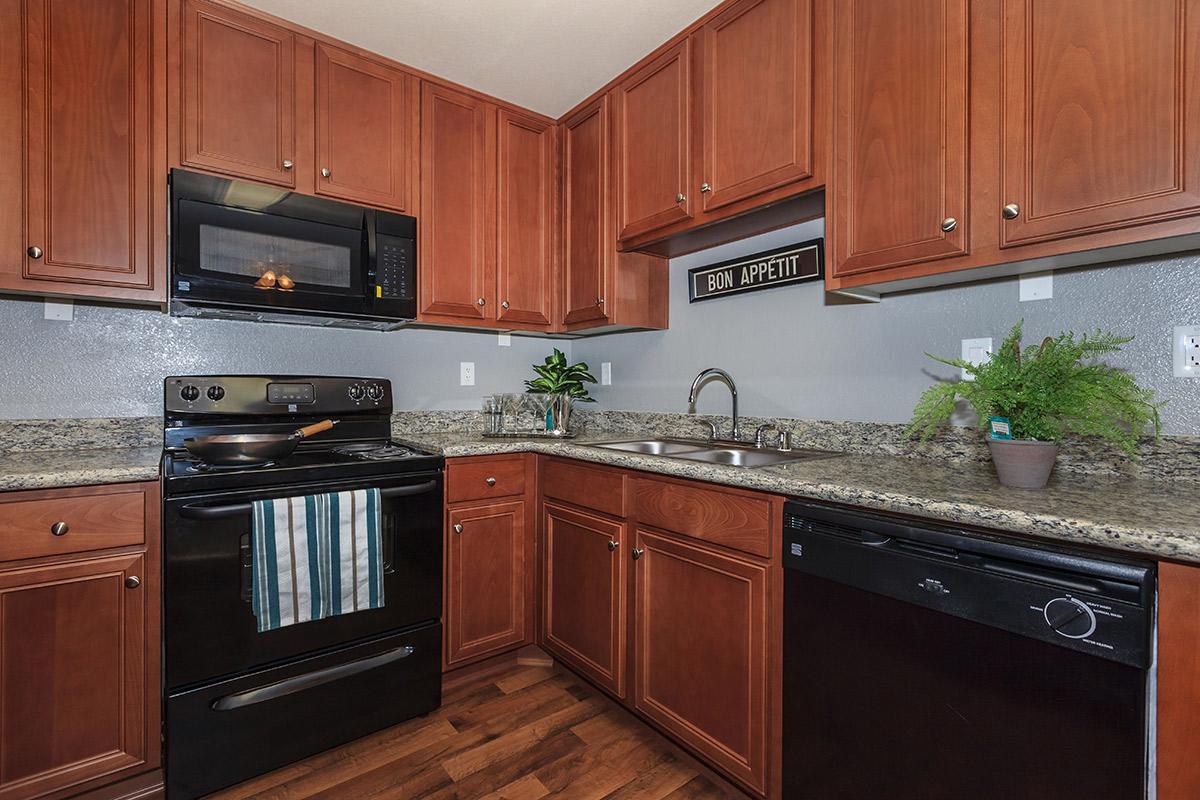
495,665,558,694
481,773,550,800
602,758,697,800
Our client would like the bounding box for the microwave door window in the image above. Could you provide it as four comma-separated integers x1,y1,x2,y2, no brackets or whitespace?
198,225,358,294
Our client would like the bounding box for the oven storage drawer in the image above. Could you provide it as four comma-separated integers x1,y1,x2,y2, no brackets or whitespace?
166,623,440,799
0,483,147,561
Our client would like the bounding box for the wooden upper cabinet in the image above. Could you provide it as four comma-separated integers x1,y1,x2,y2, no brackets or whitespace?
614,40,693,241
0,553,149,800
21,0,159,293
445,500,528,666
632,529,770,795
542,503,627,698
315,43,418,213
496,108,556,328
560,96,612,327
830,0,970,277
181,0,297,187
999,0,1200,248
418,83,495,323
697,0,814,213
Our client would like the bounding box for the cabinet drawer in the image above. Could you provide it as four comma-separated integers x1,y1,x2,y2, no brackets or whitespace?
542,458,626,517
0,484,147,562
446,456,527,503
632,477,774,558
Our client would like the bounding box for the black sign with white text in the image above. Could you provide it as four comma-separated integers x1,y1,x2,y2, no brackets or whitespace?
687,239,823,302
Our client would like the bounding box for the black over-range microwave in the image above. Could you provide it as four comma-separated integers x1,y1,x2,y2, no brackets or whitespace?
169,169,416,330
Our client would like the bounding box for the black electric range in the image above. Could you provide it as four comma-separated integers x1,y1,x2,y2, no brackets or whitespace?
161,375,444,799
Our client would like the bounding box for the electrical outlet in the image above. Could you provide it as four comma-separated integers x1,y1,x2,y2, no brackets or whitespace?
601,362,612,386
460,362,475,386
960,338,993,381
1173,326,1200,378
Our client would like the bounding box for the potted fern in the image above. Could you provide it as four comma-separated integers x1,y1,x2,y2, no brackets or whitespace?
905,322,1162,489
525,348,597,433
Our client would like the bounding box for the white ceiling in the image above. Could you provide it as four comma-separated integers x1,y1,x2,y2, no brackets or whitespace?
241,0,725,118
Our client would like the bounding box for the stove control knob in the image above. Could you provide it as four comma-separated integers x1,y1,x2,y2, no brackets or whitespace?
180,385,200,402
1043,597,1096,639
207,385,225,402
348,384,365,401
366,383,384,401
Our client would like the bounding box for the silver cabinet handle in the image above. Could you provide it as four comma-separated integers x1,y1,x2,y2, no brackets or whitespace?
50,521,69,536
632,548,644,560
700,182,711,193
27,246,42,259
501,301,509,309
453,523,463,534
940,217,958,233
125,576,140,589
675,192,686,203
596,297,604,306
477,298,485,306
282,160,294,169
485,477,496,486
607,540,618,552
321,168,331,178
1002,203,1021,220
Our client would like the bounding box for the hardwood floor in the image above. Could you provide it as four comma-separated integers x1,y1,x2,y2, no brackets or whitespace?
208,662,749,799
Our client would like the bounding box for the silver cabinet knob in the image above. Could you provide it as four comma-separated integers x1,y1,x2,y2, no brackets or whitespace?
124,576,140,589
700,182,711,193
940,217,958,233
485,477,496,486
477,298,485,306
675,192,686,203
453,523,463,534
282,160,294,169
501,301,509,309
1002,203,1021,220
27,246,43,259
50,521,69,536
607,540,618,552
321,168,331,178
632,548,644,560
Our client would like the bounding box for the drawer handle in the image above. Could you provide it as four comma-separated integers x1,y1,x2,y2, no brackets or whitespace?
632,548,644,560
607,540,618,552
485,477,496,486
453,523,463,534
50,521,69,536
125,576,140,589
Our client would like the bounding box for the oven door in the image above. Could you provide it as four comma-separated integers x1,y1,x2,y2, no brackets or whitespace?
164,471,442,690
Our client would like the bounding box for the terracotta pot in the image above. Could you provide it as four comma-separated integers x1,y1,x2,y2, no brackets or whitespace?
987,439,1059,489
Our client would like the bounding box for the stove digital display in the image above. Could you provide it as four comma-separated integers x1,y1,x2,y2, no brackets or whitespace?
267,383,315,404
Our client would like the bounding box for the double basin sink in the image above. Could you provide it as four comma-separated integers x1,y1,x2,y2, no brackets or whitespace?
591,438,837,469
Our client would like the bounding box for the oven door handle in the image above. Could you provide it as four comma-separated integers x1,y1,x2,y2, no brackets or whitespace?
179,480,440,519
210,645,416,711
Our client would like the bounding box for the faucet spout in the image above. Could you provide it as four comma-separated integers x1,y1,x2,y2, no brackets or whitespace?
687,368,740,441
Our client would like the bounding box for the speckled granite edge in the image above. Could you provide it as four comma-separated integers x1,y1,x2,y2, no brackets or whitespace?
0,447,161,491
0,417,160,452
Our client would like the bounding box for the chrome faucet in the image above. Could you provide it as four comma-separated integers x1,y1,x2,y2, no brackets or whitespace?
688,368,740,441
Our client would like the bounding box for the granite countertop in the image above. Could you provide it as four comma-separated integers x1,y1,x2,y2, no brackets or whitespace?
397,432,1200,564
0,447,162,492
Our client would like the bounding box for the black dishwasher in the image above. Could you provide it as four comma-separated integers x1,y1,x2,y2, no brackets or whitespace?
783,501,1154,800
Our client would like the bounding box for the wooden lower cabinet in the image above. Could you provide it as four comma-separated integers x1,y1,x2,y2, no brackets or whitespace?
632,527,771,795
1157,561,1200,799
541,503,626,698
445,500,529,666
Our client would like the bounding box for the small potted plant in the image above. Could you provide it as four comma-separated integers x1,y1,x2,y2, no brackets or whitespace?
525,348,597,433
905,322,1162,489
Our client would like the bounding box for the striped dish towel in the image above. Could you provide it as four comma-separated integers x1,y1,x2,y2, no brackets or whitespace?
251,488,385,632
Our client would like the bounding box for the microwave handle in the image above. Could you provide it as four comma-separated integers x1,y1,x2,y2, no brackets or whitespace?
179,480,440,519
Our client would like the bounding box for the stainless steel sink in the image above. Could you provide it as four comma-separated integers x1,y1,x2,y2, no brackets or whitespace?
591,438,837,468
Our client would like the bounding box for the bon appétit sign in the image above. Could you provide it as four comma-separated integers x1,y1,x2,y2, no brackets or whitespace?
687,238,823,303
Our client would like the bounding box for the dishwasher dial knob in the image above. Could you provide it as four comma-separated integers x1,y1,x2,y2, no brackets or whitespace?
348,384,365,401
180,385,200,402
366,383,384,401
1043,597,1096,639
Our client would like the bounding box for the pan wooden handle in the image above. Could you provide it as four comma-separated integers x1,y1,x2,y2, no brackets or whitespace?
296,419,337,439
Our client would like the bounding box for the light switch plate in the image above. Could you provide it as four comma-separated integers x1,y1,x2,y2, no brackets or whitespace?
460,362,475,386
1019,271,1053,302
601,362,612,386
44,299,73,321
960,338,993,380
497,332,511,347
1173,326,1200,378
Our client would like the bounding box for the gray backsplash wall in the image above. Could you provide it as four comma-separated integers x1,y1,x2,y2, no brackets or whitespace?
573,220,1200,436
0,297,559,418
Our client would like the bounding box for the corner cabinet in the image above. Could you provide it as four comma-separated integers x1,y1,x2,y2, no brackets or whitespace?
0,0,166,303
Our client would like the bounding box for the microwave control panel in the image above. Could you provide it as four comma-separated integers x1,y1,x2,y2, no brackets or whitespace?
377,235,413,300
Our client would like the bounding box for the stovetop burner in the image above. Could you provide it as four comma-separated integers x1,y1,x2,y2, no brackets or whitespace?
331,443,419,461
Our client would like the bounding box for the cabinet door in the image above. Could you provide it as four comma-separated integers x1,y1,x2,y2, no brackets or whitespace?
23,0,157,291
560,97,611,326
614,40,693,241
830,0,969,276
632,529,769,794
542,503,626,698
0,554,148,800
999,0,1200,247
445,501,527,666
181,0,297,187
419,83,495,323
315,43,418,213
496,108,556,329
698,0,814,213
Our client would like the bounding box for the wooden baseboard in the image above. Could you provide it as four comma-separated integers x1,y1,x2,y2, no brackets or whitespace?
72,770,163,800
515,644,553,667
